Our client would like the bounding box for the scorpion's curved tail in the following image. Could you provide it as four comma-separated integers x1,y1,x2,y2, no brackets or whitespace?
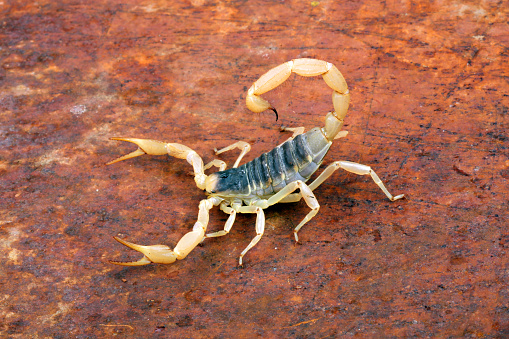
246,58,350,142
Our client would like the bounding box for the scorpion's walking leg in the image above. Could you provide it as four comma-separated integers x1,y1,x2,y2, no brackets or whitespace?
308,161,405,201
205,202,266,266
207,204,267,265
255,181,320,243
204,159,227,172
281,126,305,138
278,126,306,144
214,141,251,168
237,206,265,266
205,200,242,238
111,198,217,266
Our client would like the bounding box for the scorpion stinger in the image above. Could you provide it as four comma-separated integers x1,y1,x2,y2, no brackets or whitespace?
108,58,404,267
270,107,278,121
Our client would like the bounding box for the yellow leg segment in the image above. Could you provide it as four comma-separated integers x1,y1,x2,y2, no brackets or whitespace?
214,141,251,168
308,161,405,201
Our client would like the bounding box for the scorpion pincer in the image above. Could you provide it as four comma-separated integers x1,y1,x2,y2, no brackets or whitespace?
107,58,405,267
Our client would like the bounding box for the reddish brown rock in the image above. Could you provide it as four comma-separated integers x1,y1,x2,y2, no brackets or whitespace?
0,1,507,337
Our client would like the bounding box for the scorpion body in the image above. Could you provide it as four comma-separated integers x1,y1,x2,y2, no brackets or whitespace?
209,127,330,201
107,58,404,267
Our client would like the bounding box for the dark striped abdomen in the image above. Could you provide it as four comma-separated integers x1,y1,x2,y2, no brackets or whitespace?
240,127,331,196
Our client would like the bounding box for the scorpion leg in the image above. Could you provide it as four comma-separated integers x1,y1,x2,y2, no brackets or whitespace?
204,159,227,171
214,141,251,168
279,193,303,203
257,181,320,243
334,130,349,140
205,200,242,238
308,161,405,201
281,126,305,138
110,198,216,266
237,206,265,266
279,126,306,145
206,203,265,266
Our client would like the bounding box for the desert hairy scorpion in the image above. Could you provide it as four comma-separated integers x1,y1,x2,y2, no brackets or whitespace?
108,58,404,266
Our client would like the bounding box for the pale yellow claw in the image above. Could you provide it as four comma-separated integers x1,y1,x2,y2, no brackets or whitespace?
110,236,178,266
106,137,169,165
106,148,146,165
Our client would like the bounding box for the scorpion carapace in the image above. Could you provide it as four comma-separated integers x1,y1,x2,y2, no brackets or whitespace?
108,58,405,267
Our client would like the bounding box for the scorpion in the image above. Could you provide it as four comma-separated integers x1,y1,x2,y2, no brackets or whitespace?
107,58,404,266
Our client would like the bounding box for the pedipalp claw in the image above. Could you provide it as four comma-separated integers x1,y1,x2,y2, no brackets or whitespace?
106,147,146,165
106,137,170,165
110,236,178,266
109,255,153,266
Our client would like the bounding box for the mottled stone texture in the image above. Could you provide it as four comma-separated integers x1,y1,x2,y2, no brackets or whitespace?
1,0,508,337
